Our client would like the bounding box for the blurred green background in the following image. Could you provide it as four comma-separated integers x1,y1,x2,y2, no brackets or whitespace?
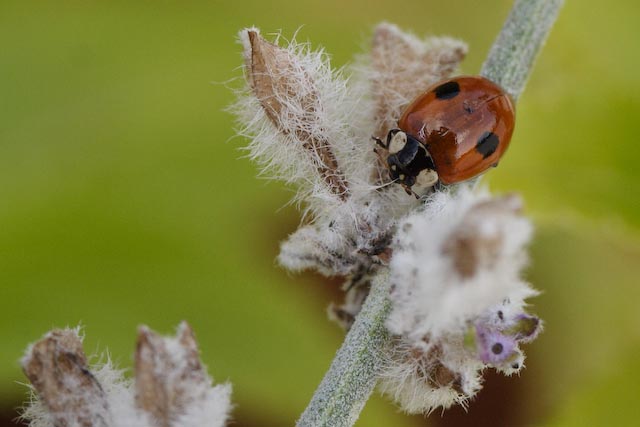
1,0,639,426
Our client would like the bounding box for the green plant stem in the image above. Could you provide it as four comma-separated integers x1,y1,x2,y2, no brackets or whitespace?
298,1,563,426
481,0,564,102
296,270,392,427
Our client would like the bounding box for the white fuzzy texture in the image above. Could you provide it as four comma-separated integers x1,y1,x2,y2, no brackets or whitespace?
379,187,539,413
171,384,232,427
234,29,376,218
240,24,467,278
21,328,232,427
379,344,483,415
387,187,536,340
144,325,233,427
21,354,152,427
277,194,403,277
21,359,135,427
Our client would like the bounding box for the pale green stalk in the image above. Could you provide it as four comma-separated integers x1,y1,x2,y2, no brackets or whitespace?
297,1,564,426
481,0,564,101
297,270,392,427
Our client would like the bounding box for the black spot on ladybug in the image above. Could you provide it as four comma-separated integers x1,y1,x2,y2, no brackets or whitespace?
476,131,500,159
491,342,504,355
434,81,460,100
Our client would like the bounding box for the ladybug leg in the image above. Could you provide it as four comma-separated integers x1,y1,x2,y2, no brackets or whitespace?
373,147,387,165
398,173,423,199
372,136,387,149
399,183,420,199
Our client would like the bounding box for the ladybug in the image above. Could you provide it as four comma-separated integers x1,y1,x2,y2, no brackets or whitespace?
374,76,515,197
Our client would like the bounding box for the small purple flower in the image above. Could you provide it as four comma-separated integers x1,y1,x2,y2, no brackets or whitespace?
475,325,518,365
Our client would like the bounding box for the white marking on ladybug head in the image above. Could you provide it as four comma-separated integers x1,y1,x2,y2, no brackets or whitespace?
388,131,407,154
412,168,439,195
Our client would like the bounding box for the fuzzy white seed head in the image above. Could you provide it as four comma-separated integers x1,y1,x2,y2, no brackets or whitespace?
387,187,536,339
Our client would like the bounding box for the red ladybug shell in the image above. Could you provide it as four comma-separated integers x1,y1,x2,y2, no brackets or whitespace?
398,76,515,184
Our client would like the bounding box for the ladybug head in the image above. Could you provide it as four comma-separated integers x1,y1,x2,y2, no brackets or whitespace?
383,129,439,197
386,129,408,155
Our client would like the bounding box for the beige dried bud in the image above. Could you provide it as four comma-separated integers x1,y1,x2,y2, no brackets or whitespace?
406,344,462,390
442,194,524,278
21,323,231,427
135,322,209,427
22,329,110,427
428,360,460,390
242,29,349,200
369,22,468,138
379,338,474,414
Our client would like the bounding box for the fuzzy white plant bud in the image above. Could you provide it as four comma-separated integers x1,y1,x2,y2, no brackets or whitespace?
233,25,467,283
235,28,356,208
380,188,542,414
21,328,112,427
21,323,232,427
365,22,467,141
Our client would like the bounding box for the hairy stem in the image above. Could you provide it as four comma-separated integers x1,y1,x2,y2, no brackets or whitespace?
298,1,563,426
296,270,392,427
481,0,564,101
